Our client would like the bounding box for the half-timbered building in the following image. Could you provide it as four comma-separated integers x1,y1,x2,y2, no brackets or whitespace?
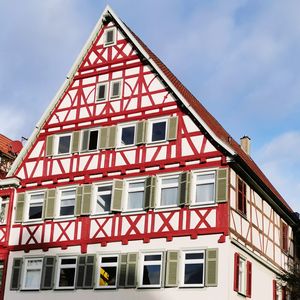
0,6,298,300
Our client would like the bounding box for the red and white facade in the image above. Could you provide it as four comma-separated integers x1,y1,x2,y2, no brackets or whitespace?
0,6,298,300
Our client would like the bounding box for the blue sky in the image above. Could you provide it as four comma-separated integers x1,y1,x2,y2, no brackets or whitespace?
0,0,300,213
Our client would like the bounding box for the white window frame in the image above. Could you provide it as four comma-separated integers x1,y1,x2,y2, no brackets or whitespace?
26,191,45,222
95,254,119,289
157,174,179,208
117,123,137,148
57,188,76,218
147,118,168,143
180,250,205,287
104,27,117,47
0,196,9,224
96,82,108,101
191,171,216,206
21,257,43,290
92,182,113,215
56,256,77,290
138,252,163,288
124,178,145,212
238,256,247,295
54,133,72,156
110,80,122,100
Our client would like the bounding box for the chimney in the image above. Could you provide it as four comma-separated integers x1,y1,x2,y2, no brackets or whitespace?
240,136,251,155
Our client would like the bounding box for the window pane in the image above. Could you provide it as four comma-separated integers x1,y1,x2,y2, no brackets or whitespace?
121,126,135,146
30,194,44,201
89,131,98,150
59,268,75,287
61,258,76,265
96,194,111,213
111,82,120,97
161,187,178,206
162,177,178,185
142,265,161,285
151,121,166,142
196,183,214,203
184,263,203,284
99,266,117,286
127,191,144,209
25,270,41,289
60,205,74,216
185,253,204,260
98,85,106,100
62,190,75,198
101,257,118,263
106,30,114,44
144,255,161,261
58,136,71,154
197,174,215,181
29,205,43,219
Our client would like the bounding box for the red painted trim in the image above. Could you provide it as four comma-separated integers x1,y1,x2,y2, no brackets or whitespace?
246,260,252,297
273,280,277,300
234,252,240,292
282,286,286,300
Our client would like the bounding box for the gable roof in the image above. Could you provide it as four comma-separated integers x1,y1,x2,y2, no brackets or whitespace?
6,6,295,219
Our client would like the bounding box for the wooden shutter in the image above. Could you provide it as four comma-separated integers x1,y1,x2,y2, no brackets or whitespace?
273,280,277,300
144,176,156,209
216,168,228,202
246,261,252,297
136,121,146,145
10,258,22,290
111,179,123,212
46,135,54,156
167,116,178,141
81,185,92,215
76,255,95,289
75,186,83,216
107,126,117,149
72,131,80,153
282,286,287,300
118,254,127,288
44,189,56,219
179,172,191,206
41,256,56,290
126,253,137,287
81,130,89,152
15,193,25,223
205,249,218,287
99,127,109,149
76,255,86,288
165,251,179,287
233,252,240,292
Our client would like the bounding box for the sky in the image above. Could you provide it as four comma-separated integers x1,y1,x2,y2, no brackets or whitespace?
0,0,300,213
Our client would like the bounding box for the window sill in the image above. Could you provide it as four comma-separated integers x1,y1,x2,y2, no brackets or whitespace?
121,210,146,216
154,206,180,212
189,202,217,208
22,219,44,225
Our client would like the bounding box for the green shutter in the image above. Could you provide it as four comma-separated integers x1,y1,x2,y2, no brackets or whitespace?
72,131,80,153
10,258,22,290
118,254,127,288
136,121,146,145
41,256,56,290
205,249,218,286
216,168,228,203
76,255,86,288
46,135,54,156
44,189,56,219
99,127,109,149
81,185,92,215
15,193,25,223
179,172,191,206
165,251,179,287
126,253,138,287
167,116,178,141
107,126,117,149
75,186,83,216
144,176,156,209
81,130,89,152
111,180,123,212
84,255,95,288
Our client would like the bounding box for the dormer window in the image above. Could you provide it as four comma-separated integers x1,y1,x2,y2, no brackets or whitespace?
104,27,116,46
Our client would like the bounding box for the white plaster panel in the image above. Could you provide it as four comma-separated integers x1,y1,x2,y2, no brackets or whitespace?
148,77,165,92
252,227,260,249
96,103,106,115
205,209,216,227
29,141,44,158
181,138,194,156
230,170,236,187
82,77,96,85
79,156,91,171
183,116,198,132
156,146,167,161
110,100,121,112
241,218,250,238
33,161,43,177
125,66,139,76
233,212,241,234
115,153,126,166
25,162,36,177
88,51,97,64
204,140,217,152
124,98,137,110
44,224,51,243
99,74,109,82
123,44,134,56
16,167,25,179
112,71,122,79
230,188,236,208
9,228,20,245
90,218,113,238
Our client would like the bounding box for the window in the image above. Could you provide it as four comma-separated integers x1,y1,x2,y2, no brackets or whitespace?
96,83,108,101
159,175,179,207
126,180,145,211
27,192,44,220
181,250,205,287
56,134,72,155
193,172,215,204
56,257,77,289
81,129,99,151
96,255,118,288
22,258,43,290
94,184,112,214
238,256,246,294
0,196,9,224
281,222,288,252
139,253,163,288
118,124,136,147
237,178,247,215
110,80,122,99
149,119,167,143
234,253,252,297
59,188,76,217
104,27,116,46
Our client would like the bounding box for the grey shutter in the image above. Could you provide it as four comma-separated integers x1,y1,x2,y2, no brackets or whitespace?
81,130,89,152
136,121,146,145
84,255,95,288
118,254,127,288
144,176,156,209
126,253,138,287
72,131,80,153
46,135,54,156
179,172,191,206
205,249,218,286
167,116,178,141
99,127,109,149
15,193,25,223
44,189,56,219
75,186,83,216
216,168,228,203
165,251,179,287
107,126,117,149
81,185,92,215
76,255,86,288
10,258,22,290
111,179,123,212
41,256,56,290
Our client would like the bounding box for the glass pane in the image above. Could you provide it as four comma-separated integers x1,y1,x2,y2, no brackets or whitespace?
144,255,161,261
129,182,144,189
98,186,112,193
98,85,106,99
61,258,76,265
197,174,215,181
61,199,75,207
121,126,135,145
99,266,117,286
58,135,71,154
112,82,120,97
151,121,166,142
162,177,178,185
30,193,44,201
184,263,203,284
59,268,75,287
161,187,178,206
127,191,144,209
196,183,214,203
142,265,161,285
101,256,118,263
29,206,43,219
60,205,74,216
89,131,98,150
61,190,76,198
25,269,41,289
96,194,111,213
185,253,204,260
106,30,114,43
